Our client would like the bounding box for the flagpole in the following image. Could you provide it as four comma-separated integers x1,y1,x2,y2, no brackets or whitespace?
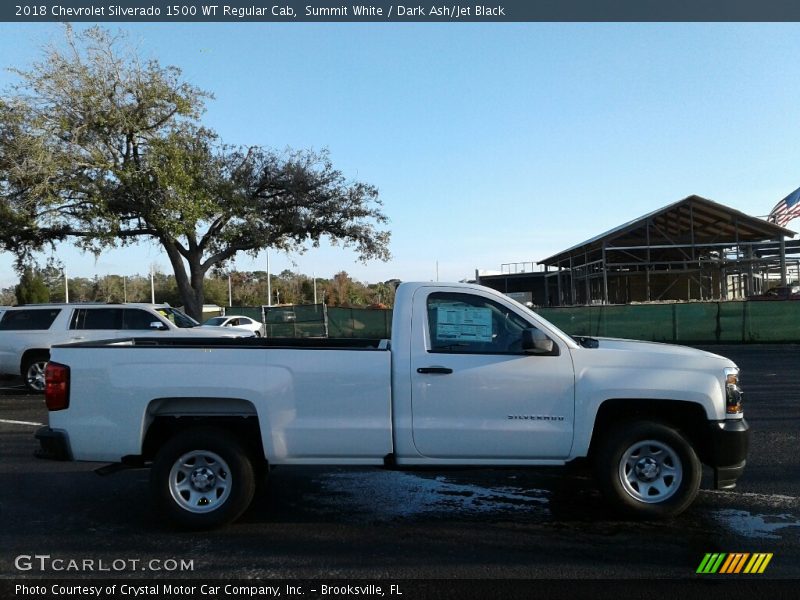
780,237,787,286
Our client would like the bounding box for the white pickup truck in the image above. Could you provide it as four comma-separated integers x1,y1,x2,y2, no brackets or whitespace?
36,282,749,528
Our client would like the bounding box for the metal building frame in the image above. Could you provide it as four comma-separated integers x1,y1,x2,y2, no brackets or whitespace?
538,196,799,306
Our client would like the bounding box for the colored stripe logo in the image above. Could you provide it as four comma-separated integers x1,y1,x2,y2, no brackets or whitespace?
697,553,773,574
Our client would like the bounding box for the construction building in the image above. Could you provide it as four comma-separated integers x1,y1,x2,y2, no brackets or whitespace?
478,195,799,307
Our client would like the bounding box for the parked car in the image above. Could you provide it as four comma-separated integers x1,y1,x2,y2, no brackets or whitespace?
0,303,254,392
202,315,264,337
748,285,800,301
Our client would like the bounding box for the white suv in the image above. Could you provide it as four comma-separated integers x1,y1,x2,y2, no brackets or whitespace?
0,303,254,392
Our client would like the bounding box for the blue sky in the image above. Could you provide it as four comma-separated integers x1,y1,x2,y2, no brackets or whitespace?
2,23,800,289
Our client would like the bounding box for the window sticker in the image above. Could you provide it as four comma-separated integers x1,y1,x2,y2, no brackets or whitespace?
156,308,176,324
436,306,493,342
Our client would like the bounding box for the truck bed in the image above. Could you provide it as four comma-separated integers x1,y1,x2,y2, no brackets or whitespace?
47,338,393,464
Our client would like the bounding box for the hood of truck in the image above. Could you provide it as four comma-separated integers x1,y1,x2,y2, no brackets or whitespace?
566,337,737,422
573,337,735,368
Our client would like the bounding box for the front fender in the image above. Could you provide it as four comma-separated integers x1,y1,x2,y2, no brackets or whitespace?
571,365,724,458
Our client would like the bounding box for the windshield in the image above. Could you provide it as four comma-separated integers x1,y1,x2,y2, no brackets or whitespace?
156,307,200,328
502,295,578,348
203,317,227,326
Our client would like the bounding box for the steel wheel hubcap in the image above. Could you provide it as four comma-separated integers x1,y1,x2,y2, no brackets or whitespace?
619,439,682,504
169,450,231,513
635,457,660,480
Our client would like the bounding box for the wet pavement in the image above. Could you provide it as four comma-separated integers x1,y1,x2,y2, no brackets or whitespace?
0,344,798,579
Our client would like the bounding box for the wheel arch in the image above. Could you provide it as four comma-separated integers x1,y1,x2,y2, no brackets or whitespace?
587,398,711,465
20,348,50,375
142,397,267,466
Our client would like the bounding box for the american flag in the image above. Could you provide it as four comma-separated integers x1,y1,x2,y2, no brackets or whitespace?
767,187,800,227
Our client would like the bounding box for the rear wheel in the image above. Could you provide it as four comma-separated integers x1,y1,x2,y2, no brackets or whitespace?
151,428,256,529
22,353,49,393
594,421,701,518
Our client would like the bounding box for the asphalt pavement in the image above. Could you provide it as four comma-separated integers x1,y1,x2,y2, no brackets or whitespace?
0,345,798,583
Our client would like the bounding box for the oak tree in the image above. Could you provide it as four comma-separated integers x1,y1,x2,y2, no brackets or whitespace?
0,27,389,319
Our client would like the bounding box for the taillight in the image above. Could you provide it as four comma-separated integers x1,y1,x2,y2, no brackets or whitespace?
45,362,70,411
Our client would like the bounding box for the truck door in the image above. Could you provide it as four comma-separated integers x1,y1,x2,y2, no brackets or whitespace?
410,289,575,459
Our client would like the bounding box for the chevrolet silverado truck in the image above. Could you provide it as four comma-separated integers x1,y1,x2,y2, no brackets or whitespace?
35,282,749,528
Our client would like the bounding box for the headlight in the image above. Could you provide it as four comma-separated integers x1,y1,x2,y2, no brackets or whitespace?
724,367,743,418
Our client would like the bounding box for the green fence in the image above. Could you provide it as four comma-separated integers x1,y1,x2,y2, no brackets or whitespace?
229,300,800,343
263,304,327,338
537,301,800,343
327,307,393,339
257,304,393,339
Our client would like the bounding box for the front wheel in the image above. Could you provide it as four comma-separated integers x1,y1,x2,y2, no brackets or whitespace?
151,428,256,529
594,421,701,519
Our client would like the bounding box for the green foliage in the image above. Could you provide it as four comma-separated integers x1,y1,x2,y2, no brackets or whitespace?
0,26,390,319
1,266,396,310
15,268,50,304
0,288,16,305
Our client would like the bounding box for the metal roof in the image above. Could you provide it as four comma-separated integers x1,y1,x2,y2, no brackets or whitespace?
539,195,796,266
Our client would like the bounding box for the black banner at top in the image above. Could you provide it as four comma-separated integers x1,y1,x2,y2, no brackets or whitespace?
5,0,800,23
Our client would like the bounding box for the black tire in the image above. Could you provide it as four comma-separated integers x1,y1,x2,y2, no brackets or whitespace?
593,420,701,519
151,428,256,529
22,352,49,393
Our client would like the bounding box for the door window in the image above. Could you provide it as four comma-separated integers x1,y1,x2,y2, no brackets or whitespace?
70,308,123,330
426,292,533,354
123,309,160,330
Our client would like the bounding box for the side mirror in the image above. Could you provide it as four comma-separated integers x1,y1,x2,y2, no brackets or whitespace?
149,321,168,331
522,328,555,354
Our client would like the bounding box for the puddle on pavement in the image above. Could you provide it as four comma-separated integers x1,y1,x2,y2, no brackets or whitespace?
712,509,800,540
311,471,550,521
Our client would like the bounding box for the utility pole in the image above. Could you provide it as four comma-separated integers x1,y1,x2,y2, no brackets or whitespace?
64,268,69,303
266,251,272,307
150,267,155,304
313,272,317,304
228,273,232,307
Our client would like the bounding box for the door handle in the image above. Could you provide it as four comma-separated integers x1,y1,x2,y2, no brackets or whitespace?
417,366,453,374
